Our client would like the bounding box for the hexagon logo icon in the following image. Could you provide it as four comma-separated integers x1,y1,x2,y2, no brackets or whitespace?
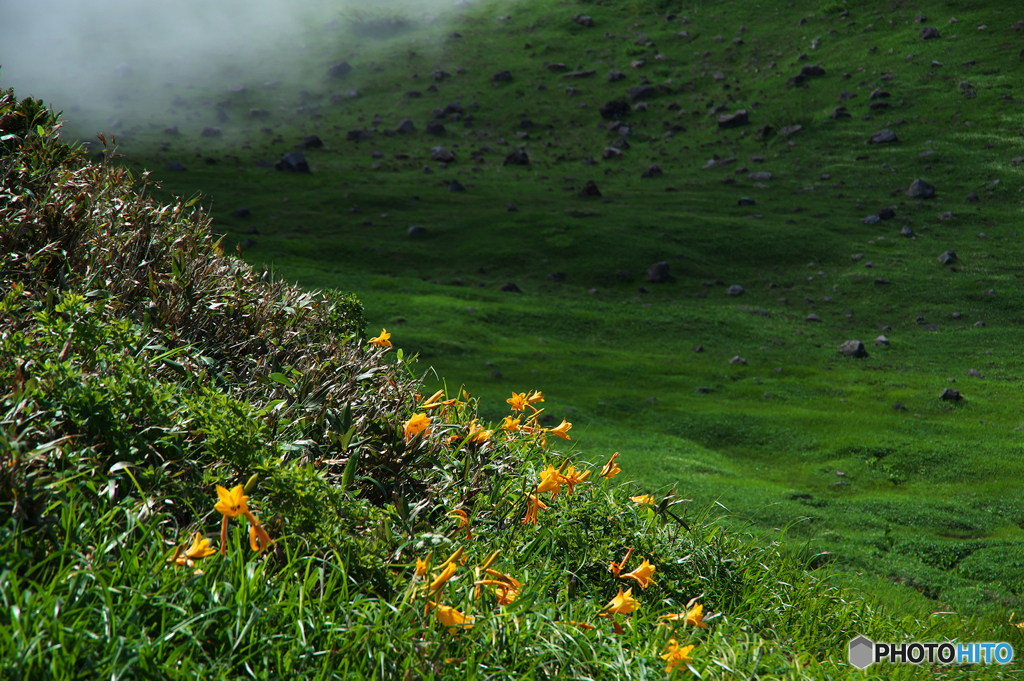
849,635,875,670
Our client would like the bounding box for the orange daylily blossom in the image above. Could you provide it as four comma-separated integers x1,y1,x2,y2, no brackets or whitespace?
622,557,657,589
450,509,472,540
602,587,638,616
416,556,429,577
466,420,492,445
521,494,548,525
171,532,217,569
661,604,708,629
562,466,591,494
1011,613,1024,630
404,413,431,442
427,601,474,630
214,484,271,555
662,639,695,675
369,329,392,347
609,547,634,577
429,561,458,593
215,484,249,555
547,418,572,441
567,620,595,630
601,452,622,479
631,494,655,506
507,392,528,411
536,464,565,497
475,569,521,605
501,416,521,432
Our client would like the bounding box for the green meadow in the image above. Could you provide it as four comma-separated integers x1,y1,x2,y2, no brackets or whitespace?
5,0,1024,676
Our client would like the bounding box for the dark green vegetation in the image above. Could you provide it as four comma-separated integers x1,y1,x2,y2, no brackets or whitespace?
5,0,1024,675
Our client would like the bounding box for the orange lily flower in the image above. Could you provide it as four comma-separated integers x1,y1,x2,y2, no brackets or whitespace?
660,603,708,629
609,547,634,576
601,452,622,479
662,639,695,674
547,418,572,441
429,561,458,593
507,392,528,411
521,494,548,525
621,557,657,589
369,328,392,347
562,466,591,494
631,494,655,506
427,601,474,630
404,413,431,442
450,509,472,540
602,587,637,616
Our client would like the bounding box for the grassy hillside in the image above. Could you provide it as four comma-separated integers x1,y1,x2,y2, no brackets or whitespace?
4,0,1024,676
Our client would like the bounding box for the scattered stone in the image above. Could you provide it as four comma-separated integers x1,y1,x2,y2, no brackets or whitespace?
939,388,962,401
806,314,822,322
492,70,513,83
938,251,958,265
973,321,985,328
500,282,522,293
602,147,623,160
430,146,455,162
868,129,898,144
728,356,748,365
692,345,704,353
901,225,915,238
425,121,446,135
608,69,626,82
727,285,744,295
738,197,756,206
919,26,940,40
874,278,889,285
200,126,222,138
347,129,372,141
573,14,594,27
627,85,657,100
717,110,749,128
507,203,518,212
275,152,310,173
641,163,663,178
839,340,868,358
599,100,630,120
578,180,602,197
875,335,890,346
408,225,427,236
876,207,896,220
647,261,670,283
328,62,352,78
448,180,466,192
755,125,774,141
862,215,881,224
299,135,324,148
906,179,936,198
233,207,251,218
697,386,713,393
504,149,530,165
163,162,187,171
893,402,906,410
968,368,984,378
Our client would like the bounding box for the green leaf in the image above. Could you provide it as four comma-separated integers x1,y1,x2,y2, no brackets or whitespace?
269,372,294,389
341,448,360,490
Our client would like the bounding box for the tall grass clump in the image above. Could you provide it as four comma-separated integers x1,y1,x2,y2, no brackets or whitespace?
0,84,1011,679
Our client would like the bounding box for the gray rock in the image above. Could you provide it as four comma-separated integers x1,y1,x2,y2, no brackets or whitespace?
862,215,881,224
346,129,372,141
430,146,455,162
164,162,187,171
408,225,427,236
578,180,602,197
806,314,822,322
504,149,530,165
938,251,958,264
901,225,915,238
968,368,984,378
868,129,898,144
501,282,522,293
328,61,352,78
906,179,936,198
647,261,670,283
728,356,748,365
839,340,868,358
875,335,890,346
738,197,756,206
492,70,513,83
607,69,626,82
779,124,802,137
448,180,466,192
602,147,623,159
717,110,749,128
396,119,415,134
599,100,630,120
641,163,663,178
627,85,657,100
200,126,222,138
425,121,446,135
919,26,940,39
727,285,744,295
747,171,772,181
832,106,852,119
275,152,310,173
939,387,962,401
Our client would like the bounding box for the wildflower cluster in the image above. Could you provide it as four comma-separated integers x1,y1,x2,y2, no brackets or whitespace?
168,481,272,574
369,330,713,674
